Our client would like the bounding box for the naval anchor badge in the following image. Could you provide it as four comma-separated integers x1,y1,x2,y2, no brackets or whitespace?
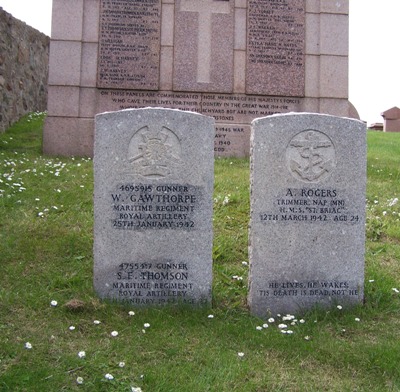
128,126,182,179
286,130,336,183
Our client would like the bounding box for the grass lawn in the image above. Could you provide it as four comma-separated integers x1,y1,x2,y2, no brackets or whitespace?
1,113,400,391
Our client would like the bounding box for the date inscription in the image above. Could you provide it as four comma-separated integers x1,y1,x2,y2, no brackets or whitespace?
259,188,361,224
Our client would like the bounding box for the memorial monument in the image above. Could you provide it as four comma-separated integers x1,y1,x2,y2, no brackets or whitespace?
44,0,358,157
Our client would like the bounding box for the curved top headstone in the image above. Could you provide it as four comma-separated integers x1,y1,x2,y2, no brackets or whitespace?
248,113,366,316
94,108,215,306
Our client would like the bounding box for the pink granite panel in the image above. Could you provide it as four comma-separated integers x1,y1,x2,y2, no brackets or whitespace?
97,0,161,90
51,0,84,41
320,56,348,98
235,7,246,50
306,0,320,13
321,0,348,14
305,55,320,97
246,0,306,97
43,117,78,156
47,86,80,117
320,14,348,56
161,3,174,46
235,0,247,8
77,118,95,156
79,88,98,118
320,98,351,117
299,97,319,113
83,0,100,42
173,0,234,93
81,43,99,87
160,46,174,90
305,13,320,55
48,41,82,86
234,51,246,93
43,117,94,157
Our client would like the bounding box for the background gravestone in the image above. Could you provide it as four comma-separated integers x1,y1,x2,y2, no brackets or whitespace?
248,113,366,316
44,0,358,158
94,108,214,306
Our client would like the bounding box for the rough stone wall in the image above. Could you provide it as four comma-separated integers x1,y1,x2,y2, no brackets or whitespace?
0,8,49,133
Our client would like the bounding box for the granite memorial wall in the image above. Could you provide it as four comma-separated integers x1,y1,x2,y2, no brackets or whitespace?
44,0,357,157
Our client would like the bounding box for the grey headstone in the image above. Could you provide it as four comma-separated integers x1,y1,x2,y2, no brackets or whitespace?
94,108,214,306
248,113,367,316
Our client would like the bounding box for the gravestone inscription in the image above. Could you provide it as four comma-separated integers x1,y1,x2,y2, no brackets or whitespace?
94,108,214,306
248,113,366,316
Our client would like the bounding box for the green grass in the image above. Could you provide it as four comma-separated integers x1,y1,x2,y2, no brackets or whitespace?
1,116,400,391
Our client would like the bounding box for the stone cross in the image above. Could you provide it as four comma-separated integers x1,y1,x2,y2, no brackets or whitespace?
180,0,230,83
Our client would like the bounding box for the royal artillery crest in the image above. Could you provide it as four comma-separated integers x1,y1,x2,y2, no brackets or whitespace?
286,130,336,183
128,126,182,179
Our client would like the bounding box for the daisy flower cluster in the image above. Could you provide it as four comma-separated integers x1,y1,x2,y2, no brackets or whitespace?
366,195,400,240
255,314,306,336
23,303,146,390
374,196,400,219
1,153,30,198
26,111,47,122
229,260,249,285
214,189,242,207
214,193,232,206
236,314,310,357
0,150,92,217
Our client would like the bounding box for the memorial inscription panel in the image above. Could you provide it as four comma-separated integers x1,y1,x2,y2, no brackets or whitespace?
97,90,301,156
249,113,366,316
247,0,305,96
94,108,214,306
98,0,161,90
93,0,308,158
